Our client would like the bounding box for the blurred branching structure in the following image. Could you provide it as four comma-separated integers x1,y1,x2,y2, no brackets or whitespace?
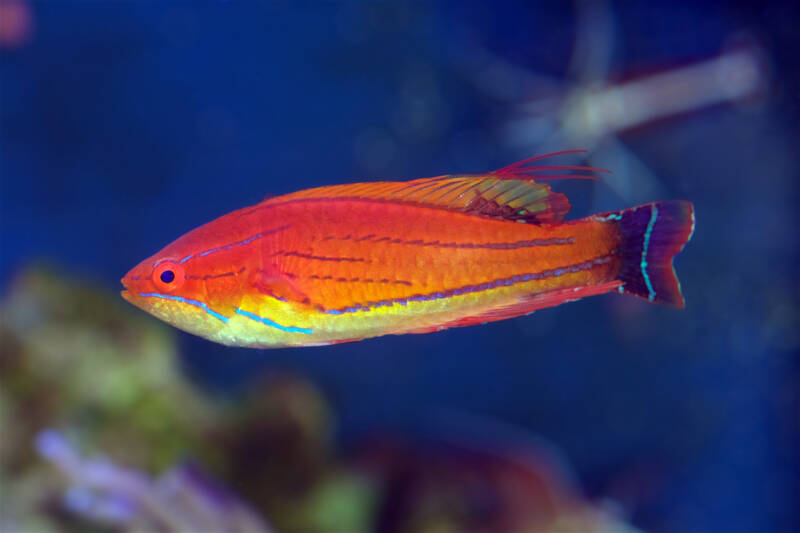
455,1,769,206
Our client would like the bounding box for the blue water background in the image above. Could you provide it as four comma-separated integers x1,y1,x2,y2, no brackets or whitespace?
1,2,797,531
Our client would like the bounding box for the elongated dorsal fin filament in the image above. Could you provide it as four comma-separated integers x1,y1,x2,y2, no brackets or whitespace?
492,150,609,182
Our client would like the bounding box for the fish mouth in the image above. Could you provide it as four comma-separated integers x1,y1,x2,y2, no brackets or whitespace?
120,276,130,301
120,277,136,304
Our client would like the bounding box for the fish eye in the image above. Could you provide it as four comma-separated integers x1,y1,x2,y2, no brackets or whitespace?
152,261,185,292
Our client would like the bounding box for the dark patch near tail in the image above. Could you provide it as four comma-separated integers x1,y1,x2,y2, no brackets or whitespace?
614,200,695,307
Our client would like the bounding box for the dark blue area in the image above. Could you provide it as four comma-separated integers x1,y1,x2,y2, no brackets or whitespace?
1,2,797,532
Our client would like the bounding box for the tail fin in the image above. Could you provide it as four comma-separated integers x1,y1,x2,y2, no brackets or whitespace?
609,200,695,307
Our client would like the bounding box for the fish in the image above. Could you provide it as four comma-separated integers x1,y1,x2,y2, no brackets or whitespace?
121,151,695,348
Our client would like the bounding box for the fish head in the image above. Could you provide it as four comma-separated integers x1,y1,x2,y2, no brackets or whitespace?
121,223,250,344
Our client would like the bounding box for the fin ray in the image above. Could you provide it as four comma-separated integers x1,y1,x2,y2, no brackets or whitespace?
269,152,616,223
274,175,571,223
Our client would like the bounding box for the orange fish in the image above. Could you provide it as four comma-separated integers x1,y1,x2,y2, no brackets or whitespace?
121,151,694,348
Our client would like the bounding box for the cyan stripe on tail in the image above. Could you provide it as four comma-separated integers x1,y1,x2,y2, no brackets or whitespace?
612,200,695,307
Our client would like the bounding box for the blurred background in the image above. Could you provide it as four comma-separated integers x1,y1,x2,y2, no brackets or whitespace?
1,1,797,532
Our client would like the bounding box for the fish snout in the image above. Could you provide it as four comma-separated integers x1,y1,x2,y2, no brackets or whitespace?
120,265,148,301
120,274,133,302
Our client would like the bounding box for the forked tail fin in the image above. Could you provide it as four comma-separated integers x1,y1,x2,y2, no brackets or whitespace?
607,201,695,307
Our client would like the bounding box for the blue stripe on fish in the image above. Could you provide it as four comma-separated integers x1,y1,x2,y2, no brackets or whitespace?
641,204,659,301
235,308,313,334
138,292,230,322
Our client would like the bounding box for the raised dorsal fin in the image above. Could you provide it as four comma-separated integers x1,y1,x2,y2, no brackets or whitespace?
272,175,571,223
270,152,608,224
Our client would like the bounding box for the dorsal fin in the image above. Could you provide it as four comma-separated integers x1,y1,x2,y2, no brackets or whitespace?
272,175,571,224
269,152,608,224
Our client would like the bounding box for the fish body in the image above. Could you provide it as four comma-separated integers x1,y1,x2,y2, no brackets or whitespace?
122,153,694,348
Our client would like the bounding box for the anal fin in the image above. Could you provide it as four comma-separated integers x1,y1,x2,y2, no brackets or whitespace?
427,281,622,332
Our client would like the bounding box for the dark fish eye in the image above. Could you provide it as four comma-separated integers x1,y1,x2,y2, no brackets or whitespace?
152,261,185,291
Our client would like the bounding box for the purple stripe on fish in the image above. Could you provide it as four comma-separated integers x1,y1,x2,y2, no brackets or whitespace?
272,250,369,263
176,225,291,264
322,254,615,315
321,234,573,249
